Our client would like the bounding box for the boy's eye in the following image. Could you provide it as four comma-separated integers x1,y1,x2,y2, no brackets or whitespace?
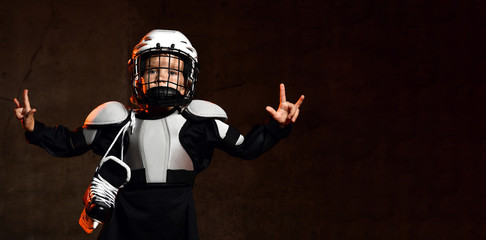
148,69,157,75
169,70,178,76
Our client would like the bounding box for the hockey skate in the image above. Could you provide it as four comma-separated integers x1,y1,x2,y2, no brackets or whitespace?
79,156,131,233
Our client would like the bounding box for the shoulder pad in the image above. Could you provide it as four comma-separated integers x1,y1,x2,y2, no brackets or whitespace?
185,100,228,121
84,101,129,126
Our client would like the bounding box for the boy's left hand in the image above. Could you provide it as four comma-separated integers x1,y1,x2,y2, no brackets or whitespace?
266,83,305,126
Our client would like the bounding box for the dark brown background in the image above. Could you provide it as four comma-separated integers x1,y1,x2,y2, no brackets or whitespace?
1,0,484,239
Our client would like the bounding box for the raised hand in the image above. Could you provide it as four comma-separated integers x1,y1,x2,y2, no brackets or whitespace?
266,83,305,126
13,89,37,132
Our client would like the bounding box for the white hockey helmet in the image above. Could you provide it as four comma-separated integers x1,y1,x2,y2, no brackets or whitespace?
128,29,200,108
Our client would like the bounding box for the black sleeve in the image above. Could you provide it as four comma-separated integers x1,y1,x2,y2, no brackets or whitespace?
180,113,292,173
25,121,90,158
216,118,292,160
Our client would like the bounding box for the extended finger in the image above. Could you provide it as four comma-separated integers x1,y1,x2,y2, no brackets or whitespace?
295,95,305,108
265,106,277,117
23,89,31,110
13,98,21,108
279,83,287,104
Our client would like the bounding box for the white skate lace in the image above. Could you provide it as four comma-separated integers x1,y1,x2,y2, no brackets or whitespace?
90,112,135,207
90,175,118,207
102,116,133,161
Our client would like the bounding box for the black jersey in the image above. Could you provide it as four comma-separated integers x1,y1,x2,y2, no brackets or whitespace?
25,100,291,239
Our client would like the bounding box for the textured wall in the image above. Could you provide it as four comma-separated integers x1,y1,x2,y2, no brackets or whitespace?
0,0,484,239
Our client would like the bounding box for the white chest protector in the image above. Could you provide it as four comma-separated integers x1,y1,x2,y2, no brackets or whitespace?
124,112,192,183
84,100,238,184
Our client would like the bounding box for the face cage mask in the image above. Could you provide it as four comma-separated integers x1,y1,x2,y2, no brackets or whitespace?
130,48,199,108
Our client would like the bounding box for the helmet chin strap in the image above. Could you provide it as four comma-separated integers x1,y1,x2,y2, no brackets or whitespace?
145,87,185,107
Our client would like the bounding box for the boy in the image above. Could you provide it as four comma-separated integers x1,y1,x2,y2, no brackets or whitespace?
13,29,304,239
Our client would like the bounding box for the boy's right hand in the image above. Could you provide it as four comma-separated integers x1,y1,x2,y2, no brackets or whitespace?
13,89,36,132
